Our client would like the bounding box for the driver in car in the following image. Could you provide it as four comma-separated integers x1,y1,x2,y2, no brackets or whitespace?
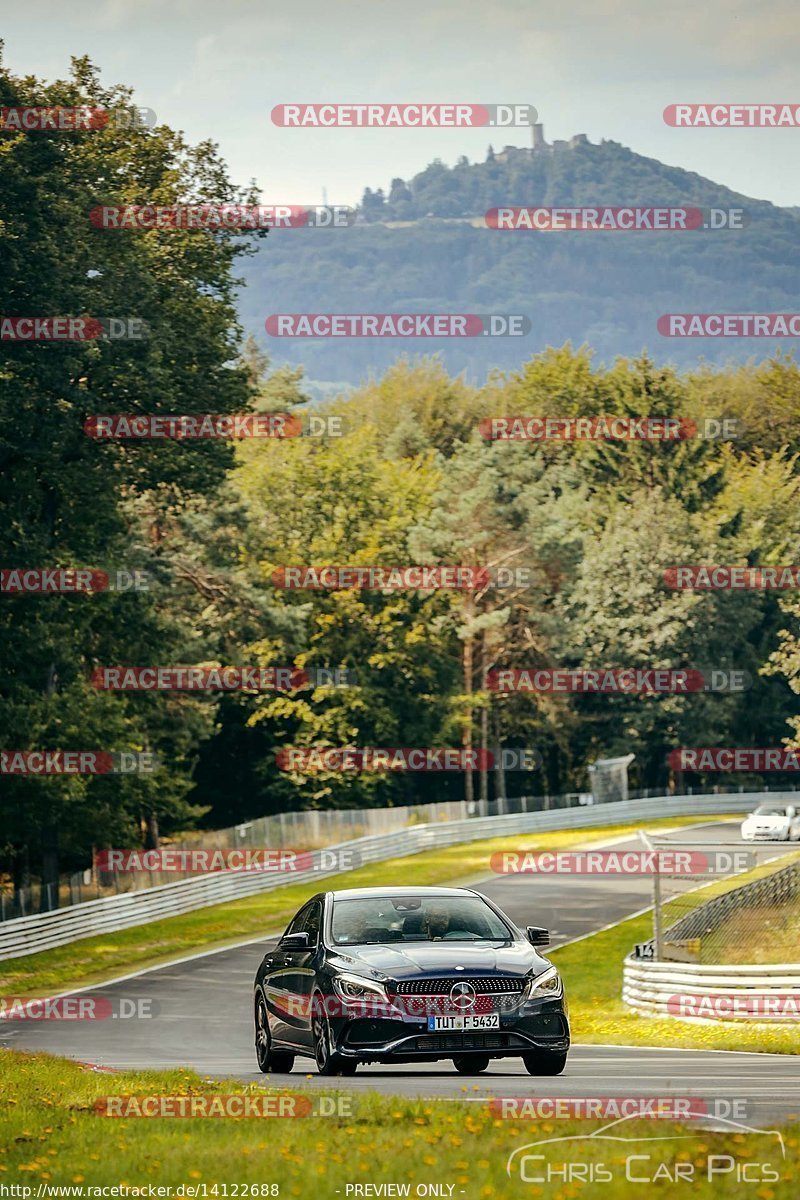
336,908,372,943
423,904,452,940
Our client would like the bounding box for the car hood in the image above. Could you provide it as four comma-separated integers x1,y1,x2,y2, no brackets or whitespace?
743,816,787,826
328,939,544,981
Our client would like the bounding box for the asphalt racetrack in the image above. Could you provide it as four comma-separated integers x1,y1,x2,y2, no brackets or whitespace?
3,821,798,1122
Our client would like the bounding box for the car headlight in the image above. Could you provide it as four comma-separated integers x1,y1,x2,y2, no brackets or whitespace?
331,973,389,1004
522,965,563,1001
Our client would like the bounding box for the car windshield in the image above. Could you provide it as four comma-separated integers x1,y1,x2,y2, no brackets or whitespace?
330,894,513,944
753,807,785,817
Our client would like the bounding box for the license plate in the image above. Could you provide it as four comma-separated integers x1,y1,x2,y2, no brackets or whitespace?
426,1013,500,1031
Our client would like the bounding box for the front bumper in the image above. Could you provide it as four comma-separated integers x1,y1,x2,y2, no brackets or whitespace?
330,998,570,1061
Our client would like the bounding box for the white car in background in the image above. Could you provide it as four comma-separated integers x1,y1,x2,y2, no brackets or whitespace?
740,804,800,841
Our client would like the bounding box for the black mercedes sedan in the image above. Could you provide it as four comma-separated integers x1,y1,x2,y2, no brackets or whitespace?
253,885,570,1076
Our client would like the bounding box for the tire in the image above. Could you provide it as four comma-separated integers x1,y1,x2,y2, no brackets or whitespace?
522,1050,567,1076
340,1060,358,1075
255,992,295,1074
452,1054,490,1074
312,997,348,1076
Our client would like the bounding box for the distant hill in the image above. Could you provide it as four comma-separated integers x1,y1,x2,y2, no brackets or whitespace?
239,134,800,387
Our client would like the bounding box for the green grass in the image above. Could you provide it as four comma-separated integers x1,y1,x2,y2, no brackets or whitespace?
0,815,719,997
0,1050,797,1196
551,854,800,1055
705,904,800,965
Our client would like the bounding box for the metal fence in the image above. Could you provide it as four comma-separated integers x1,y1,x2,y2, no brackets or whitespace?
624,854,800,1024
0,792,758,962
663,860,799,958
2,780,789,921
634,855,800,965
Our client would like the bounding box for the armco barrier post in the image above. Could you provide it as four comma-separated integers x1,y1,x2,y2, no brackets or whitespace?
640,829,664,959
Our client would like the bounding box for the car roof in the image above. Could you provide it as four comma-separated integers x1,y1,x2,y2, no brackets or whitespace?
328,886,479,900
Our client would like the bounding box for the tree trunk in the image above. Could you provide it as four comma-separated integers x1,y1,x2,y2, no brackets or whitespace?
479,704,489,808
39,825,59,913
144,810,160,850
478,636,489,810
12,844,30,910
492,705,506,814
39,660,61,910
463,604,474,807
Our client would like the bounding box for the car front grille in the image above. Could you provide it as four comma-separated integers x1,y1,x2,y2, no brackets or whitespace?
394,976,525,995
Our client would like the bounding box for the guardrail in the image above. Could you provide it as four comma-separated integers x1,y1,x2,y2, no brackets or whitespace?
7,781,788,921
0,791,760,963
622,958,800,1024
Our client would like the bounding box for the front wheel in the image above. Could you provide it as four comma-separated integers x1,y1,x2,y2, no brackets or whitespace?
523,1050,567,1076
453,1055,490,1075
312,998,348,1076
255,992,295,1073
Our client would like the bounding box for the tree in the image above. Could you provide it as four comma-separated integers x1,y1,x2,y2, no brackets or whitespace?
0,51,265,899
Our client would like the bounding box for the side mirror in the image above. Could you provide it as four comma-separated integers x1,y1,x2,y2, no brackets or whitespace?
526,926,550,947
281,931,311,951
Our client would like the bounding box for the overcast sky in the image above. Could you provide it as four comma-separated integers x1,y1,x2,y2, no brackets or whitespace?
4,0,800,207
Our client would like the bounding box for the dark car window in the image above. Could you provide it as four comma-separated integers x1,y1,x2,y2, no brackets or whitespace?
331,895,513,944
301,901,322,946
285,904,311,938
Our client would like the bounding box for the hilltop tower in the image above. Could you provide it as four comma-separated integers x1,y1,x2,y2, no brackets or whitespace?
532,122,549,153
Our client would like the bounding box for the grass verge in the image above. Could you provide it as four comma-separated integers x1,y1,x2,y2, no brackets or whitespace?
707,905,800,965
0,1049,797,1195
0,815,720,997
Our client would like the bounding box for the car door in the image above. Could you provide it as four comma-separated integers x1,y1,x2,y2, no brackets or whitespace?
266,904,314,1048
294,900,323,1048
266,900,322,1050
